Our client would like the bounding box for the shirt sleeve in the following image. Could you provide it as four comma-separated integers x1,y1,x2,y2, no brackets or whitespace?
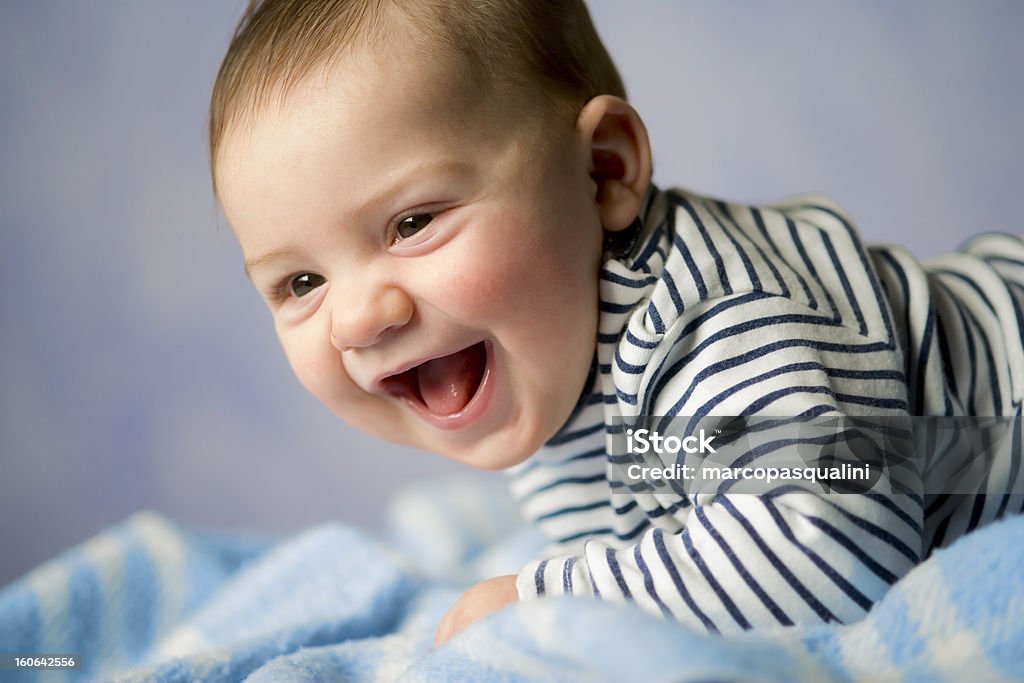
516,490,922,632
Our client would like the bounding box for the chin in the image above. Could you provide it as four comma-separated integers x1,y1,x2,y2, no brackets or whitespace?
450,426,546,471
464,453,529,472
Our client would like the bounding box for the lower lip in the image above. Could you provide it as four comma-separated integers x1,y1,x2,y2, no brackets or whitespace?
402,341,495,431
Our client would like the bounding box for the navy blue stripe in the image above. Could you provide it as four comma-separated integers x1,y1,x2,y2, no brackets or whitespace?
930,511,952,550
985,255,1024,267
558,527,614,544
934,278,980,415
820,231,868,336
617,518,652,542
1003,407,1024,517
932,287,962,402
662,268,687,314
632,225,665,270
562,557,576,593
694,506,793,626
782,217,820,310
672,193,732,295
967,493,988,533
600,269,659,288
654,528,721,632
792,221,841,319
555,509,650,544
670,211,710,300
561,446,607,464
601,299,641,314
523,473,606,501
552,519,652,546
536,499,610,522
872,249,921,413
916,304,939,416
614,350,645,375
534,559,548,596
615,388,638,405
625,329,660,349
606,548,633,598
635,544,673,618
709,200,762,290
546,422,604,446
647,301,665,334
614,499,640,516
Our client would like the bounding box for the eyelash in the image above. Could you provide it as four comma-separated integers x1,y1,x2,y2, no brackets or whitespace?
269,273,317,303
391,211,435,244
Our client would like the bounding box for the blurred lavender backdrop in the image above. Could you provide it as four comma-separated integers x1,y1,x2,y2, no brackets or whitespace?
1,1,1021,586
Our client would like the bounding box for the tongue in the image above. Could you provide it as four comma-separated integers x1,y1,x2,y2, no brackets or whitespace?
417,344,486,416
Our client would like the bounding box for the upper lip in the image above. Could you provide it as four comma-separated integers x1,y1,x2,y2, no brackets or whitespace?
372,356,431,394
370,343,481,396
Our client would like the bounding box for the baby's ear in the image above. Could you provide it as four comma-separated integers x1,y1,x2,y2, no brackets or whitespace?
576,95,652,232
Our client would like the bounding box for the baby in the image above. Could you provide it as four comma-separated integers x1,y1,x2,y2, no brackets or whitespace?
209,0,1024,644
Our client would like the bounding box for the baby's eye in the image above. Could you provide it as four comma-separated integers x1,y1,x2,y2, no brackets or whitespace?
288,272,325,298
396,213,434,240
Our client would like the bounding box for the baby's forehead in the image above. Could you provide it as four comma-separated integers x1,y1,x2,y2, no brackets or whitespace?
216,53,528,213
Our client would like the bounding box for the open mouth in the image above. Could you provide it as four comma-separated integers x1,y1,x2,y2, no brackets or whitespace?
381,341,488,417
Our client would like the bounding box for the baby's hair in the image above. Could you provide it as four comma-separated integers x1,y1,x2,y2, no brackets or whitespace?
208,0,625,187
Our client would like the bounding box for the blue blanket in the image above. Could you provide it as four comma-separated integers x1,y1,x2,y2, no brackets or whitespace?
2,477,1023,682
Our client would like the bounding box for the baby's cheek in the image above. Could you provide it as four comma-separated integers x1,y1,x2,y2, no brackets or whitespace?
443,251,520,315
446,236,567,320
278,326,352,406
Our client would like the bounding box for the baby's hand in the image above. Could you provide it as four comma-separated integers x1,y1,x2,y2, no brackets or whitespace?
433,574,518,646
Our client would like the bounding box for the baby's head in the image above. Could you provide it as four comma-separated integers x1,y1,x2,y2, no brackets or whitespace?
211,0,652,469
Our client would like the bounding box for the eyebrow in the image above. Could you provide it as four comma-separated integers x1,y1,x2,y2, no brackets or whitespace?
243,159,473,278
244,245,304,279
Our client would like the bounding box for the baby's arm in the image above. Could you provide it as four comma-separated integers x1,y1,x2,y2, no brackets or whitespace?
519,485,921,631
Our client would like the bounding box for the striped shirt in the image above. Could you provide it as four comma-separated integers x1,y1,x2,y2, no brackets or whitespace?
508,186,1024,632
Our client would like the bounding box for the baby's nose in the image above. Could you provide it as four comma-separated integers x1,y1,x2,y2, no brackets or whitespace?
330,285,413,351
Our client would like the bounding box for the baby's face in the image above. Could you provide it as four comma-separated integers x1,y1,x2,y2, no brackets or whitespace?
216,42,605,469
